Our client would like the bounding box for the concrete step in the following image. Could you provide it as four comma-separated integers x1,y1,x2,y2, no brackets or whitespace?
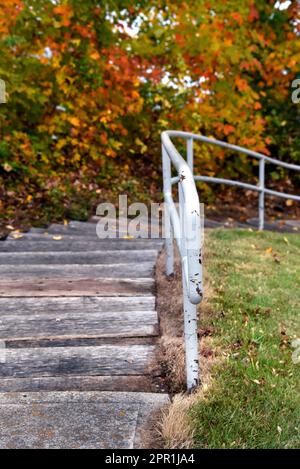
0,391,169,448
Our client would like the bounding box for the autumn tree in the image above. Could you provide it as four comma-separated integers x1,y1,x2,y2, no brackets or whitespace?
0,0,298,222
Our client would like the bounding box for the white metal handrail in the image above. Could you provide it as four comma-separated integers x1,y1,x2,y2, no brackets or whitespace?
162,131,203,391
162,130,300,391
166,131,300,230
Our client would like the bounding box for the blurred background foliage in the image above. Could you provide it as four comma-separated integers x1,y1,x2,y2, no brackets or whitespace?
0,0,299,225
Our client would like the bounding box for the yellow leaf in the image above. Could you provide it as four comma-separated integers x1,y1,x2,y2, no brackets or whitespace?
69,117,80,127
72,39,81,46
265,247,273,254
56,139,67,150
11,231,23,239
135,138,143,146
3,163,12,172
90,51,100,61
52,235,63,240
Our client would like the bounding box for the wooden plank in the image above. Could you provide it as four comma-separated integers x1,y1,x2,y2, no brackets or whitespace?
0,239,163,252
0,344,157,377
0,250,158,265
0,310,158,341
9,232,162,242
30,225,131,237
9,233,103,242
5,336,157,349
0,296,156,314
0,375,157,393
71,219,162,236
0,278,154,297
27,220,163,238
0,263,154,279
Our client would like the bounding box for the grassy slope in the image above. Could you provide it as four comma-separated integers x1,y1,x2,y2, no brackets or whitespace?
191,229,300,449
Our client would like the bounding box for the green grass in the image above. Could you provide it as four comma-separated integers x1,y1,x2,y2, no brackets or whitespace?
191,229,300,449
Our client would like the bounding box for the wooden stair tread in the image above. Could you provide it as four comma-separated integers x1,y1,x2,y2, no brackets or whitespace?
0,277,154,297
0,263,154,279
0,310,158,341
0,375,160,393
0,296,156,314
1,239,163,252
0,344,157,378
0,250,158,265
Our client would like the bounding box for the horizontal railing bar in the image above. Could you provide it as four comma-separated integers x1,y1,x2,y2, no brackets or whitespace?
264,188,300,201
195,176,261,192
165,130,300,172
173,175,300,201
195,176,300,201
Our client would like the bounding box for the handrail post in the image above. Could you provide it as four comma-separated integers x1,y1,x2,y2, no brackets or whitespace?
162,143,174,275
187,137,194,174
259,158,265,231
182,267,199,391
179,181,199,391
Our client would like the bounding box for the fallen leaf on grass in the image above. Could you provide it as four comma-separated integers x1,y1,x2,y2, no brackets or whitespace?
277,426,282,435
251,379,261,385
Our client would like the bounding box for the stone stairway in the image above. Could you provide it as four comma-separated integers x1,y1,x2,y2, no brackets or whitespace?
0,221,169,449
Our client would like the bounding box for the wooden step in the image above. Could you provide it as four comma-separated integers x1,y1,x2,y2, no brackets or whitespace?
0,263,154,280
0,296,156,314
9,232,163,243
0,239,163,252
0,310,158,342
0,250,158,265
0,278,154,297
0,344,157,378
0,375,159,393
29,224,132,237
28,220,163,238
9,232,117,242
0,391,169,448
74,219,163,237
